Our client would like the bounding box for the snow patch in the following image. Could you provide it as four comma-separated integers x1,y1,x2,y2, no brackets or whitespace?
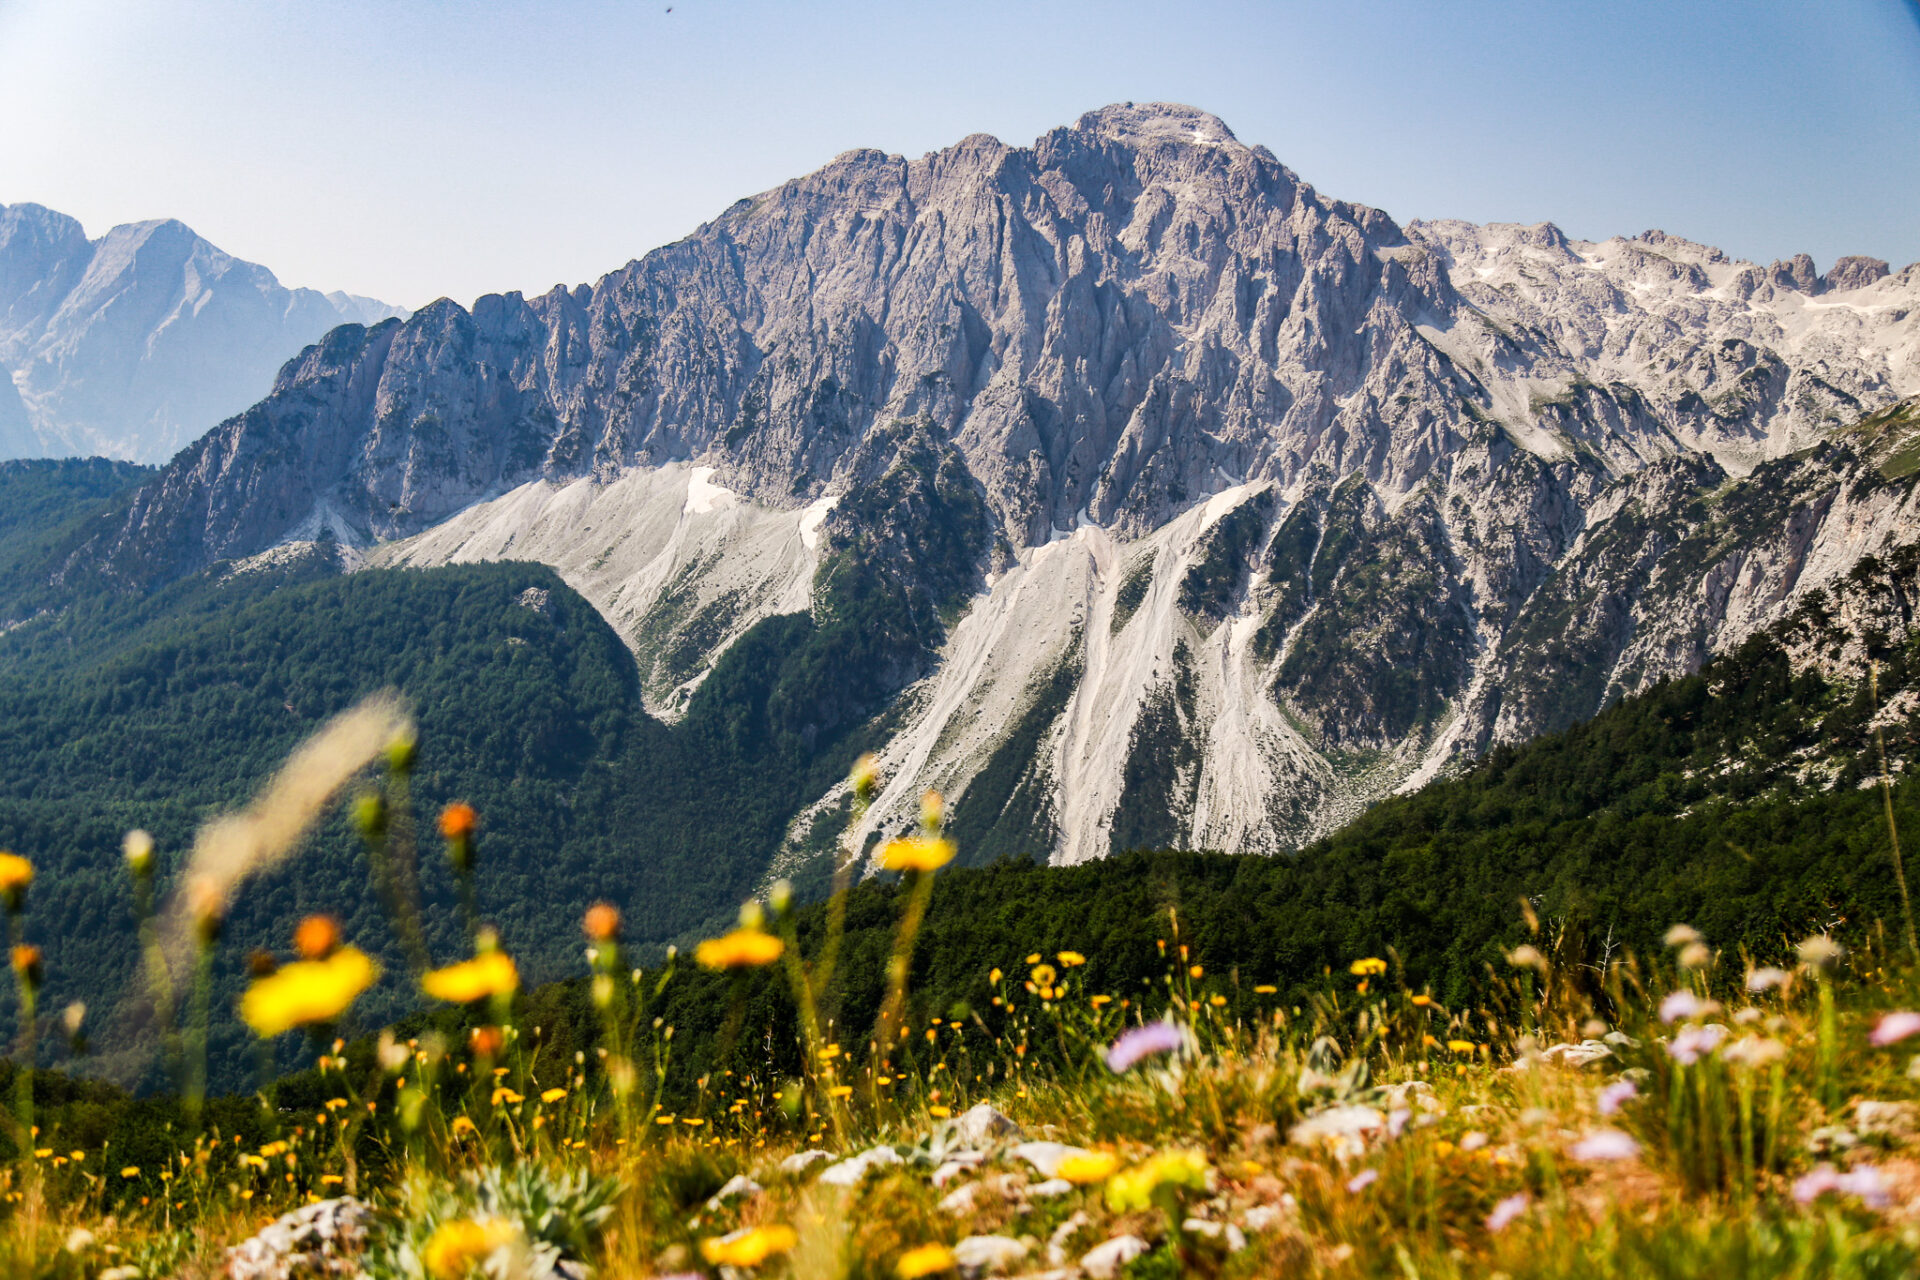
684,465,738,515
797,494,838,550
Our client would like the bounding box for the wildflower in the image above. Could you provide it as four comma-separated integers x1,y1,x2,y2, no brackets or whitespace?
895,1243,956,1278
1346,1168,1378,1193
1667,1024,1728,1065
919,789,944,830
1058,951,1087,966
438,803,478,841
468,1026,504,1057
1506,945,1545,970
120,1167,139,1178
122,830,154,877
1797,935,1844,975
239,947,378,1036
1387,1108,1411,1138
1030,963,1058,989
1597,1079,1638,1116
422,952,519,1003
490,1088,524,1106
422,1217,518,1278
293,915,340,960
1255,985,1279,995
1486,1192,1530,1232
576,901,623,944
0,853,32,911
1459,1131,1488,1152
1794,1162,1890,1208
1104,1020,1184,1072
1056,1151,1119,1184
1410,994,1432,1006
1872,1011,1920,1046
11,945,41,986
1746,967,1791,993
701,1224,798,1268
1664,924,1702,948
1349,957,1387,976
1570,1130,1639,1162
989,967,1002,984
880,836,955,872
1677,941,1711,970
1106,1150,1210,1211
1447,1039,1476,1054
851,753,880,805
1659,990,1706,1023
694,928,784,970
540,1087,567,1104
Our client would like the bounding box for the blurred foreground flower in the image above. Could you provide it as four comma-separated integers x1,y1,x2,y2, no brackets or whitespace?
1794,1163,1889,1208
421,952,519,1003
240,947,377,1037
895,1243,956,1278
1104,1020,1183,1072
695,928,784,970
1597,1079,1638,1115
1349,956,1387,976
1571,1130,1639,1162
701,1224,797,1267
422,1217,518,1279
1871,1011,1920,1046
1487,1192,1530,1232
1107,1149,1209,1211
1056,1151,1119,1184
1746,966,1790,993
0,852,33,910
880,836,955,872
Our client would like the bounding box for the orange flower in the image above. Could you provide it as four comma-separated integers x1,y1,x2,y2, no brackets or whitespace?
438,803,478,841
11,945,41,985
294,915,341,960
469,1026,505,1057
583,902,621,942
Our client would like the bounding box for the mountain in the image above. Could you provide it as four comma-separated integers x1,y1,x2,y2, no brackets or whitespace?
33,102,1920,874
0,202,405,462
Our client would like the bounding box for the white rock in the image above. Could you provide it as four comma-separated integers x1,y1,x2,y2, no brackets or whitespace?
818,1145,903,1187
1241,1203,1288,1233
1182,1218,1248,1251
224,1197,371,1279
957,1103,1023,1146
1027,1178,1074,1198
1289,1104,1386,1159
1080,1235,1151,1279
705,1173,763,1210
1046,1211,1090,1267
952,1234,1031,1274
779,1148,833,1176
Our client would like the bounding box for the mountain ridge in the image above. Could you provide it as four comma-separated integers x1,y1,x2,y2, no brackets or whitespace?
0,201,406,462
34,101,1920,868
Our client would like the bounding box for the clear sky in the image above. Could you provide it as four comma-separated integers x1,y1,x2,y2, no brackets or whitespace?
2,0,1916,310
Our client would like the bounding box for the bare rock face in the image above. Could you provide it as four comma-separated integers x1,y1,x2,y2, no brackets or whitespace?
58,104,1920,862
0,202,404,462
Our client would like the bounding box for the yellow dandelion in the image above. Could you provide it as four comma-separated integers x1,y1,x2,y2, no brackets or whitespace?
829,1085,854,1098
1058,951,1087,966
120,1167,140,1179
701,1224,798,1268
540,1087,567,1104
239,947,378,1037
1253,984,1278,994
1447,1039,1476,1054
1208,994,1228,1007
929,1105,952,1118
896,1243,956,1278
421,952,519,1003
694,928,784,969
1030,963,1058,989
1056,1151,1119,1184
422,1217,518,1279
1412,994,1433,1006
879,836,955,872
1349,957,1388,977
1090,994,1113,1007
490,1088,524,1106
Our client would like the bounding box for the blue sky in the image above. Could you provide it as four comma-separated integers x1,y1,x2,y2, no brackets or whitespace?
2,0,1915,309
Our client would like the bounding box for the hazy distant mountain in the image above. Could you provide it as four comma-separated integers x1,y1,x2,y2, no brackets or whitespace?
54,103,1920,869
0,202,405,462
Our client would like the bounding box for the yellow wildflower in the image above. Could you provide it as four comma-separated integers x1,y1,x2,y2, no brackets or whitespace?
1058,951,1087,966
421,1217,517,1278
1030,963,1057,989
421,952,519,1003
1349,957,1388,976
540,1087,568,1104
120,1167,139,1178
490,1088,524,1106
694,928,785,969
1056,1151,1119,1184
701,1224,798,1268
896,1243,956,1278
239,947,378,1037
1253,985,1278,994
1090,994,1113,1007
0,853,32,908
1107,1149,1210,1210
1447,1039,1476,1054
879,836,955,872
